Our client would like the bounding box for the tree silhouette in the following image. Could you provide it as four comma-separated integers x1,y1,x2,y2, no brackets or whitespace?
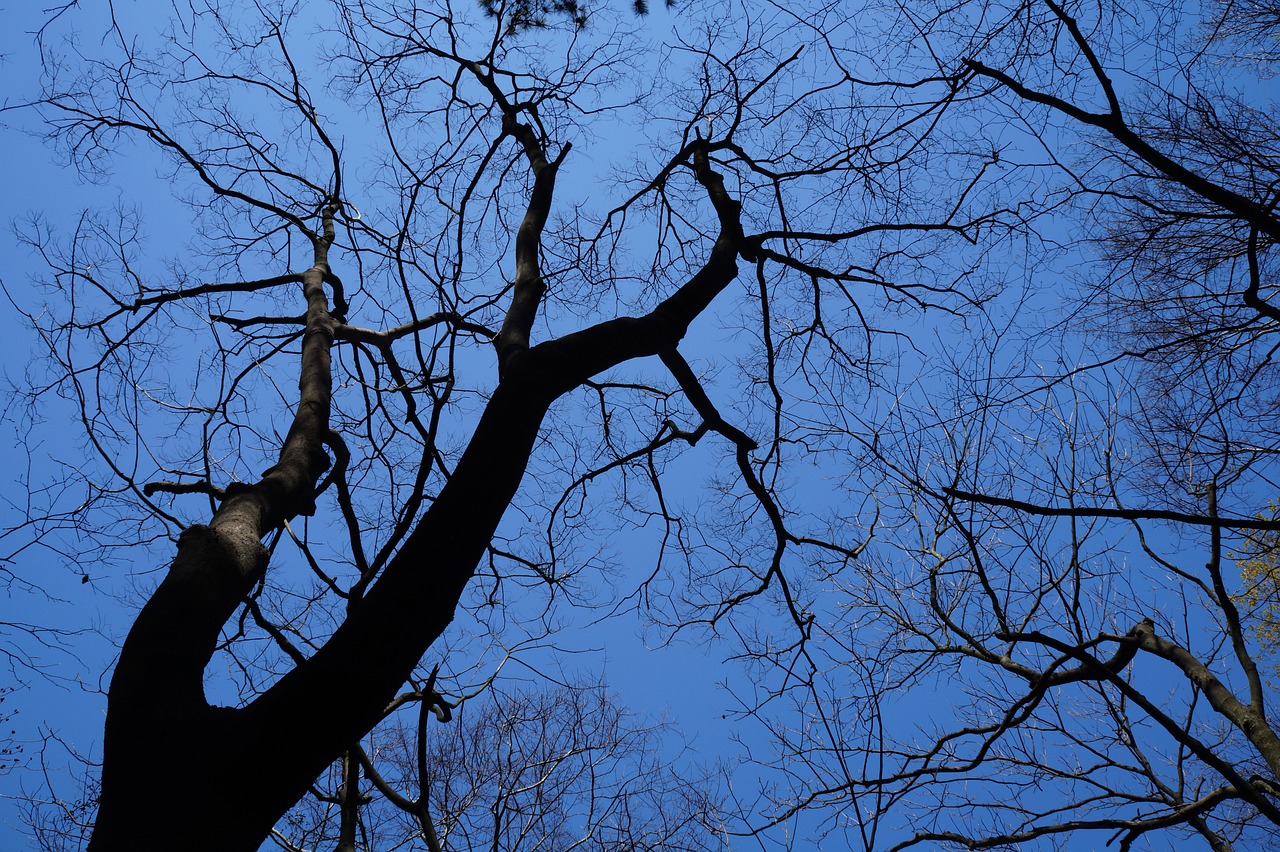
9,0,993,847
10,0,1280,849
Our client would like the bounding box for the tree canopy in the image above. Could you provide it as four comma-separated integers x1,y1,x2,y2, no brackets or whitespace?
2,0,1280,849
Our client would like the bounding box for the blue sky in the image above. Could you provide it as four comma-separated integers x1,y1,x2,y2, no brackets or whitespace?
0,2,767,847
2,0,1277,850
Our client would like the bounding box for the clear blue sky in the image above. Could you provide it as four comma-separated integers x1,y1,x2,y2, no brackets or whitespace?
2,1,1272,850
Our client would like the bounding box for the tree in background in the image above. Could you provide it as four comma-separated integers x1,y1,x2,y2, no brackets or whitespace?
282,679,718,851
1235,505,1280,684
732,0,1280,848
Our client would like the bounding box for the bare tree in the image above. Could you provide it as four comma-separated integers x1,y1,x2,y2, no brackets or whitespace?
274,678,720,852
6,0,999,848
26,0,1278,848
708,0,1280,849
